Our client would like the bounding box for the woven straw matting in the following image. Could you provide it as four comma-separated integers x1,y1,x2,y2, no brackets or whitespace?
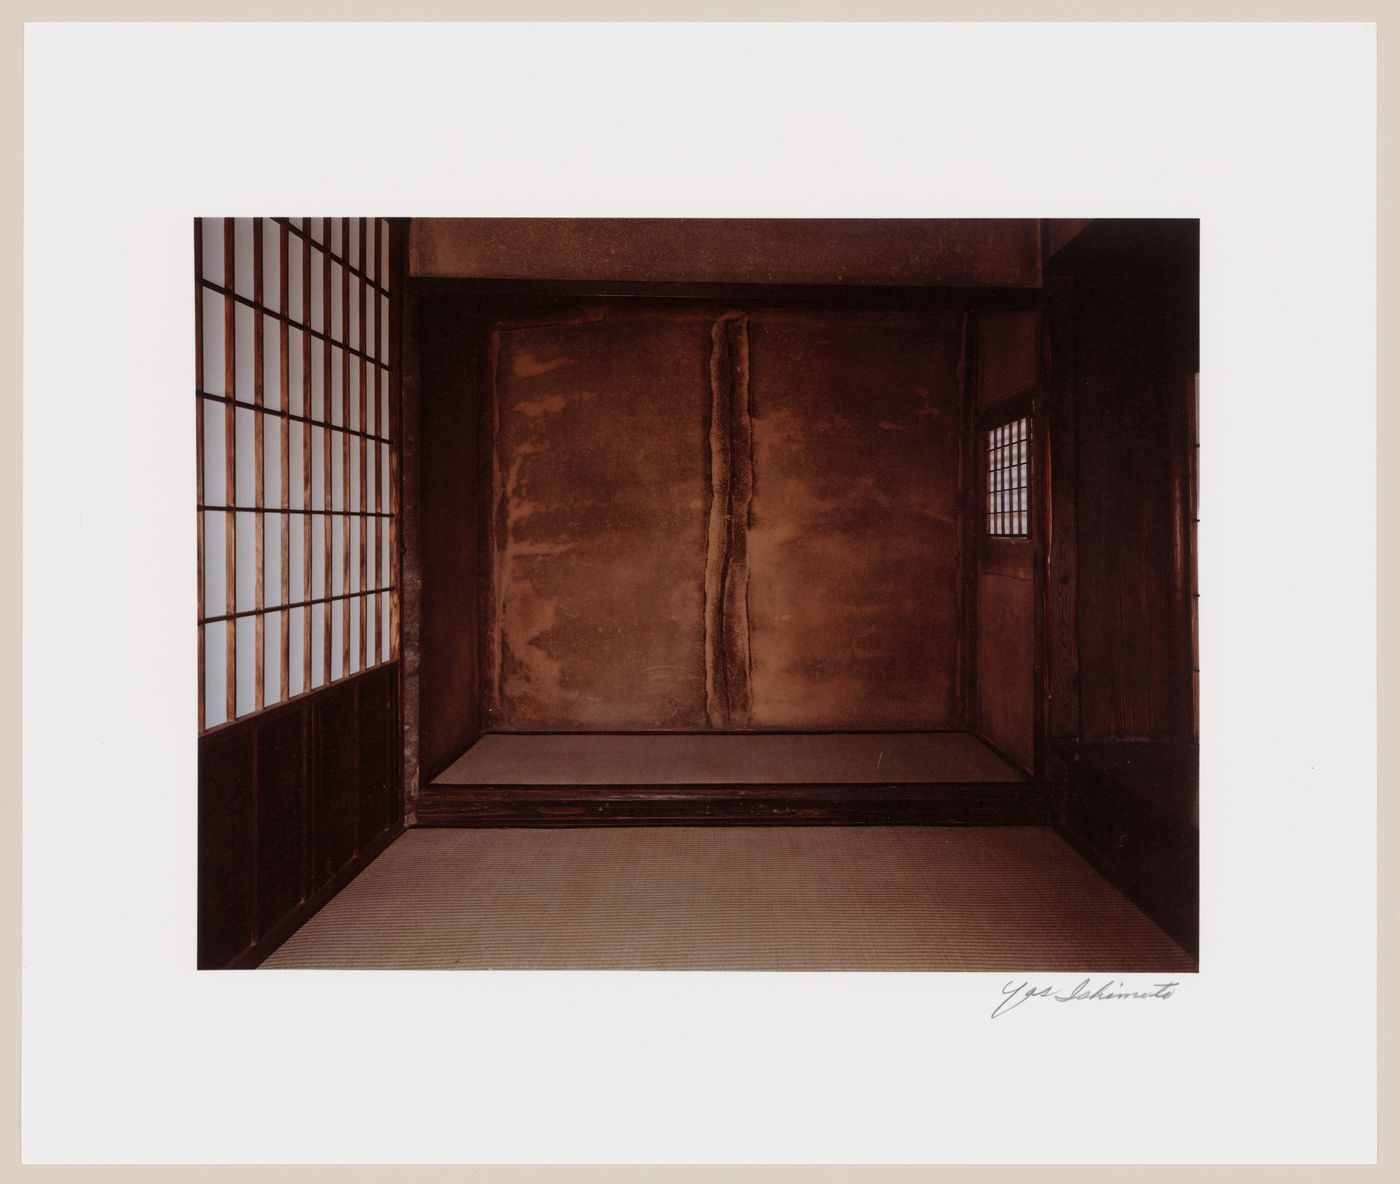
263,826,1196,972
432,732,1025,786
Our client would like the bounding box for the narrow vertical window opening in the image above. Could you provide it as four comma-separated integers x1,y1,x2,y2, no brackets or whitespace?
987,415,1031,538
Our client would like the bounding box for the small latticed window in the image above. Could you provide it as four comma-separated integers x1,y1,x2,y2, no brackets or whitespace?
987,416,1030,537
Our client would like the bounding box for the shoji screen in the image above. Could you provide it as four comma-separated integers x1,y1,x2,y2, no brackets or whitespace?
196,218,397,731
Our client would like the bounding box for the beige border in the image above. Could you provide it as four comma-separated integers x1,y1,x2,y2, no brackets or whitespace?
7,5,1389,1181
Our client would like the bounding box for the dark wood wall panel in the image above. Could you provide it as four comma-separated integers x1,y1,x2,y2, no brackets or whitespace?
1043,219,1198,953
1057,742,1199,955
254,709,306,937
1073,271,1195,742
977,566,1035,772
973,307,1040,769
1043,277,1080,751
197,664,402,969
313,689,359,885
1043,219,1095,260
746,308,965,729
356,671,395,848
401,284,424,811
486,305,713,731
197,729,255,970
417,300,485,774
977,310,1039,411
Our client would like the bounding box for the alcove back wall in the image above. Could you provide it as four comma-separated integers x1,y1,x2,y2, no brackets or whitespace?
482,301,966,732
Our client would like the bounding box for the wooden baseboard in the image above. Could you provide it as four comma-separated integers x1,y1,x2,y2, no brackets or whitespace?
413,782,1046,827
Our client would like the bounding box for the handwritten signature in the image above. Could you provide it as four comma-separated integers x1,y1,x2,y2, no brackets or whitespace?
991,979,1180,1019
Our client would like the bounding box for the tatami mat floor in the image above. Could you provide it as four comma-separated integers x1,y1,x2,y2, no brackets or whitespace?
262,826,1196,972
433,731,1024,786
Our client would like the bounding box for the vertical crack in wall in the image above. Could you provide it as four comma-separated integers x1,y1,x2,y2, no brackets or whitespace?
704,311,754,728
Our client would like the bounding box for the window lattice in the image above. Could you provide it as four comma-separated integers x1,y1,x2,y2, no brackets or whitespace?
987,416,1030,537
196,218,397,732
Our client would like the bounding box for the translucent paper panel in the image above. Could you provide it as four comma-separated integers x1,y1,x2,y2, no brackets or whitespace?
310,514,326,599
233,218,255,300
330,347,344,425
235,615,256,716
309,248,325,332
288,420,305,509
349,276,361,350
261,219,281,313
287,607,306,698
310,602,326,689
331,518,345,596
330,261,344,339
235,511,257,612
330,431,345,510
234,407,255,506
234,303,255,402
204,621,227,728
201,289,226,396
262,314,281,409
197,215,396,730
264,513,282,607
288,514,306,602
264,610,282,705
262,414,281,506
309,337,325,420
330,600,344,681
201,399,225,503
202,511,226,618
379,221,390,290
288,231,304,318
310,427,326,510
986,416,1030,537
287,328,304,417
348,358,360,431
200,217,224,283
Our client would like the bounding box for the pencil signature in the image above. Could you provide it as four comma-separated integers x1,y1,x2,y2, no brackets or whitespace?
991,978,1181,1019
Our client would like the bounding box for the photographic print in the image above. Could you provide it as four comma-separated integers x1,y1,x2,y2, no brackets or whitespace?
195,217,1200,975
